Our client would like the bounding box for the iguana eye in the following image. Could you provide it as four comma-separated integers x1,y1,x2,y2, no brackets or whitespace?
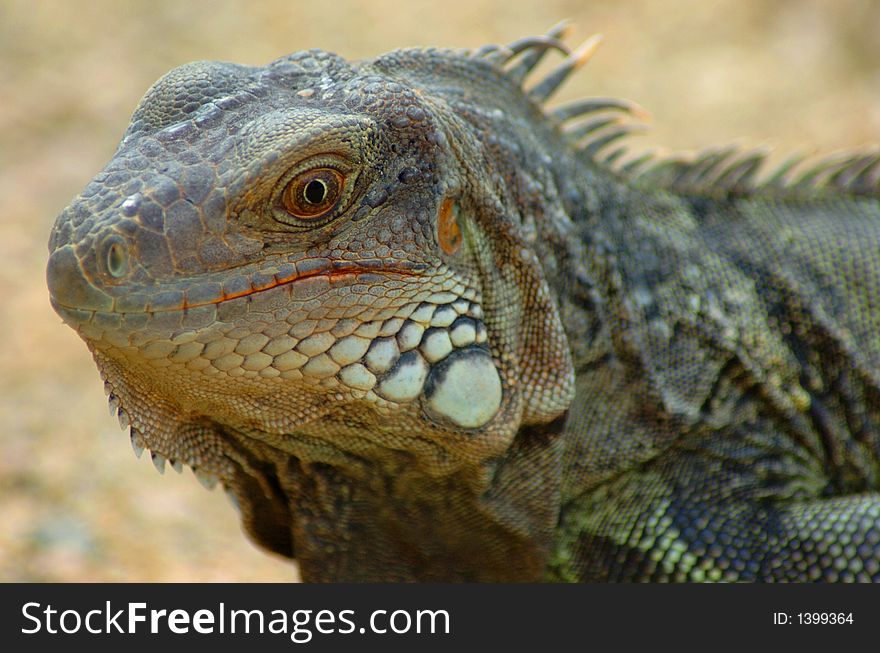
282,168,344,219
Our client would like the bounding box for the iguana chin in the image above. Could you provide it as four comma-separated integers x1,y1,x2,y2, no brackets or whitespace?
46,24,880,582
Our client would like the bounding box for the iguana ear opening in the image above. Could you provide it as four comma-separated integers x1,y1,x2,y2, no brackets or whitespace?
437,198,464,255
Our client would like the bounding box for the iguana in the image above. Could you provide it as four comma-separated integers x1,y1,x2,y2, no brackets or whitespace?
46,25,880,582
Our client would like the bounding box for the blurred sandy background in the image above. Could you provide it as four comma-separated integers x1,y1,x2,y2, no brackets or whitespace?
1,0,878,582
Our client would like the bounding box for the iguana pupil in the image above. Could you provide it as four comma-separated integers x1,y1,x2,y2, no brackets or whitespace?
303,179,326,204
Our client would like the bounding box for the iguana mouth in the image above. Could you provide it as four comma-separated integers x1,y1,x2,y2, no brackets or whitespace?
192,259,427,310
129,257,430,314
48,244,429,316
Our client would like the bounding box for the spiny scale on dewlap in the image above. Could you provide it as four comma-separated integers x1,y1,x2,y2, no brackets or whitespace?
47,22,880,581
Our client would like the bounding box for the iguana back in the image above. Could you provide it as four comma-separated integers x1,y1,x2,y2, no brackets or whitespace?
46,26,880,581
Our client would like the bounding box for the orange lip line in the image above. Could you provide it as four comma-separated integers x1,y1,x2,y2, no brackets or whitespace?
171,260,425,312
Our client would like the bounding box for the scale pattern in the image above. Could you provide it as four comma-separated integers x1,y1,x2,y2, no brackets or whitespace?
47,27,880,581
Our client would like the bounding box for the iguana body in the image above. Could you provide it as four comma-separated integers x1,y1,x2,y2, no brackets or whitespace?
47,27,880,581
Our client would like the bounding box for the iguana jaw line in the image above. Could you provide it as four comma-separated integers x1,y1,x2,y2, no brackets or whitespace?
123,258,429,314
48,249,429,317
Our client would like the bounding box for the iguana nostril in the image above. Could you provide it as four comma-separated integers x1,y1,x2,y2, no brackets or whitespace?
102,236,130,279
46,244,113,311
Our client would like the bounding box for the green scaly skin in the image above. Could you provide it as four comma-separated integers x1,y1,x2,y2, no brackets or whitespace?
47,29,880,581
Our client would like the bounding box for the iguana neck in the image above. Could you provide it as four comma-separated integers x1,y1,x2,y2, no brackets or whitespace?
226,418,565,581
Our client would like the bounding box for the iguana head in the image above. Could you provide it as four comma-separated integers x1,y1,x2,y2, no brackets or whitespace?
46,42,577,490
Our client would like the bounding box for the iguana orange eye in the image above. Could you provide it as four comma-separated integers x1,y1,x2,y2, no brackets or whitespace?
282,168,344,219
